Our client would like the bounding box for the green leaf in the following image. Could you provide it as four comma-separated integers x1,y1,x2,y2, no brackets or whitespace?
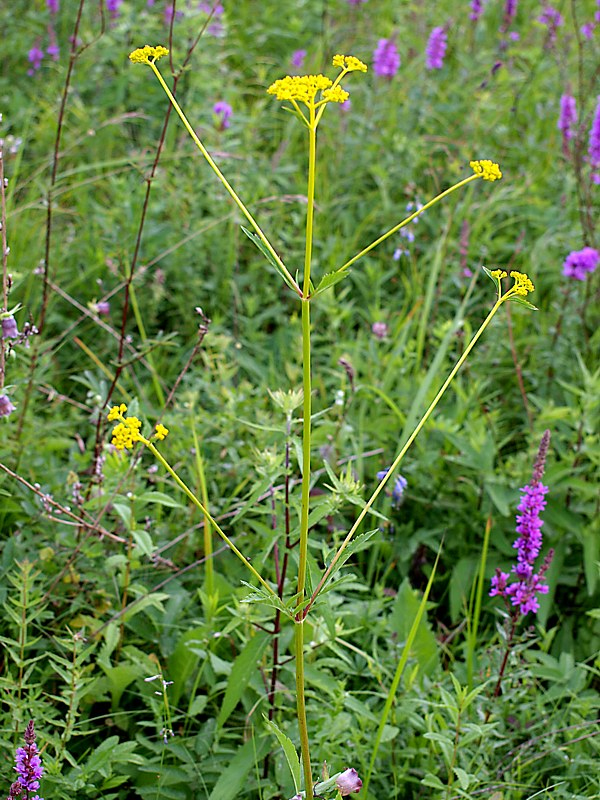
263,716,301,793
509,295,538,310
208,736,268,800
131,528,154,557
216,632,269,727
310,266,350,298
240,226,297,293
137,491,183,508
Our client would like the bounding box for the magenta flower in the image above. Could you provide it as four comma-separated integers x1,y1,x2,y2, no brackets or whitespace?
558,94,577,141
425,26,447,70
562,247,600,280
12,720,44,798
0,395,16,417
27,45,44,75
106,0,123,18
371,321,388,339
503,0,518,27
372,38,400,78
46,0,59,12
588,95,600,169
291,49,306,69
580,22,594,38
470,0,484,21
336,768,363,795
347,0,367,5
490,431,553,617
213,101,232,130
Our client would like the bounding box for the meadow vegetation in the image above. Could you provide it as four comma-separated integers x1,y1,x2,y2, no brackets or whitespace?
0,1,599,798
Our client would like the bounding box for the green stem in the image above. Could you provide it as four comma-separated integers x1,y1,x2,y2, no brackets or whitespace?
191,421,214,599
296,107,317,800
144,440,275,597
147,61,301,297
305,295,506,616
467,514,492,691
334,174,479,275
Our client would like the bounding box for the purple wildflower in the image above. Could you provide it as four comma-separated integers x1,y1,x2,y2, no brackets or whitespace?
198,1,224,12
581,22,594,38
371,321,388,339
46,0,59,12
95,301,110,316
503,0,517,27
588,96,600,168
13,720,44,798
291,49,306,69
425,26,447,70
336,768,363,795
2,315,19,339
213,101,232,130
106,0,123,18
490,431,553,617
538,6,563,27
372,38,400,78
470,0,484,22
558,94,577,142
0,395,16,417
562,247,600,280
376,469,408,506
347,0,367,5
27,46,44,75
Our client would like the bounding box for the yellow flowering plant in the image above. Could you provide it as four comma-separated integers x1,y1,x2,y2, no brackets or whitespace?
126,44,537,800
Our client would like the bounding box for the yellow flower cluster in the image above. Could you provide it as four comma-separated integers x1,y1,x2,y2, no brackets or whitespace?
129,45,169,65
489,269,535,297
470,160,503,181
107,404,170,450
155,423,169,440
267,74,334,104
332,54,368,73
510,270,535,296
111,417,143,450
323,86,350,103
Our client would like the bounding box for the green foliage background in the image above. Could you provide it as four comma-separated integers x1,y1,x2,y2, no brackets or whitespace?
0,0,598,798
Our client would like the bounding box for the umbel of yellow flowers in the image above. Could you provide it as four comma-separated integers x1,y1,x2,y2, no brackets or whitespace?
107,404,168,450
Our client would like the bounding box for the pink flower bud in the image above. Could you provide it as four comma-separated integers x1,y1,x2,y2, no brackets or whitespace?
336,767,363,795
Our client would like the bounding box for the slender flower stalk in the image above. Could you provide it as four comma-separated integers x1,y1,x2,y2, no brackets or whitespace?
106,405,276,598
334,160,501,277
128,46,301,296
304,268,535,616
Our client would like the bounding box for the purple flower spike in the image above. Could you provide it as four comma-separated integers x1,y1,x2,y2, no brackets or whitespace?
588,96,600,168
372,38,400,78
0,395,16,417
213,101,232,130
27,46,44,75
558,94,577,141
425,26,447,70
336,768,363,795
490,431,553,617
2,315,19,339
470,0,484,21
47,0,59,12
13,720,44,798
562,247,600,280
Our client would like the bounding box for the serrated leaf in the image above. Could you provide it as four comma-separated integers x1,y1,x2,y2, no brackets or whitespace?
310,267,350,298
263,716,301,793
